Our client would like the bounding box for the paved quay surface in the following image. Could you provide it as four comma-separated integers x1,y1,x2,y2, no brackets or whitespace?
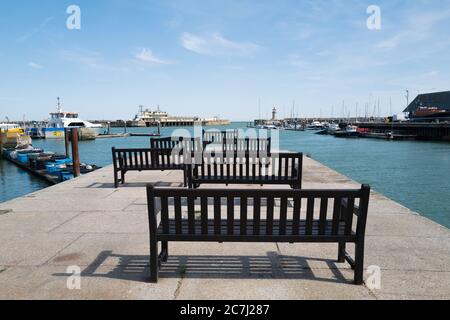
0,156,449,300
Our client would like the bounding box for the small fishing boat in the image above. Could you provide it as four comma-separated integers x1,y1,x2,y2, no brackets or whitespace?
334,125,360,138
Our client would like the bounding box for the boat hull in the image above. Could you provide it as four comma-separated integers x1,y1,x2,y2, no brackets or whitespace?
43,127,99,140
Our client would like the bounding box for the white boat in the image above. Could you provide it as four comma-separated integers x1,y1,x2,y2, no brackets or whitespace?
307,121,323,130
327,123,341,134
334,125,359,138
44,98,102,140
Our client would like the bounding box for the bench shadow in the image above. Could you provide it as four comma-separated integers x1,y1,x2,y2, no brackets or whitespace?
53,250,352,284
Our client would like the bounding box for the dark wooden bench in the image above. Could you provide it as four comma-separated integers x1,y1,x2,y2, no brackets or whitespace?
203,129,239,143
150,136,206,152
112,147,187,188
146,184,371,284
186,152,302,189
207,138,272,154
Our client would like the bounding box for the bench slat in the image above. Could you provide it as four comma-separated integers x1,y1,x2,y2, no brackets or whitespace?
240,197,248,235
214,196,221,235
188,196,195,234
292,197,301,235
161,196,169,234
174,196,182,234
344,198,355,235
201,196,208,235
253,197,261,236
319,198,329,235
332,197,342,235
266,197,274,236
279,196,288,235
227,196,234,235
306,197,315,235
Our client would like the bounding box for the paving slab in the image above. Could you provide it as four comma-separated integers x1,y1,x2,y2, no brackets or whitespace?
0,155,448,299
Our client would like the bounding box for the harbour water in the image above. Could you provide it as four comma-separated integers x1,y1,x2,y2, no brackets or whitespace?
1,122,449,228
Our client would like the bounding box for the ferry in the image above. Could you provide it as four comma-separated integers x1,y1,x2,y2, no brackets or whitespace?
44,98,102,140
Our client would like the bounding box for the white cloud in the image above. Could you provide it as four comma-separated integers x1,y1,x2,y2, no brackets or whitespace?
287,55,307,68
28,62,43,69
180,32,261,56
62,49,101,68
17,16,54,42
316,50,332,57
423,71,439,77
135,48,174,65
376,9,450,50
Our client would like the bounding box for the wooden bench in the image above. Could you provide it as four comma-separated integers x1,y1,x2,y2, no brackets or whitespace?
203,129,239,143
146,185,371,284
207,138,272,154
186,152,302,189
150,136,206,152
112,147,187,188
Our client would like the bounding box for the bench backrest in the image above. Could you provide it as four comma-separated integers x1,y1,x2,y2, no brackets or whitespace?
112,147,184,170
188,152,302,182
203,130,239,143
150,137,205,152
147,185,370,239
208,138,271,154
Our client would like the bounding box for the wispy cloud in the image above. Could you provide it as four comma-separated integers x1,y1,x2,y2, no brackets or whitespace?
62,49,102,68
181,32,261,56
377,8,450,50
28,62,43,69
316,50,332,57
135,48,175,65
17,16,54,42
286,55,308,68
423,70,439,77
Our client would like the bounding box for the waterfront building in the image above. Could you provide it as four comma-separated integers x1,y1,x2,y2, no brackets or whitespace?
404,91,450,121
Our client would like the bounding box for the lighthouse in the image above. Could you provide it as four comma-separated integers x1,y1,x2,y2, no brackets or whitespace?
272,107,277,121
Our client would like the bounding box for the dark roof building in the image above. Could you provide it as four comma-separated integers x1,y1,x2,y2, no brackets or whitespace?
404,91,450,114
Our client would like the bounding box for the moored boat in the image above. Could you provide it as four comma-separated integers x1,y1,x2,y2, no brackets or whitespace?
0,123,32,149
44,98,102,140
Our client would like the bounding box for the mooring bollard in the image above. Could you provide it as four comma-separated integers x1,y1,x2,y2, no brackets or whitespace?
70,128,81,177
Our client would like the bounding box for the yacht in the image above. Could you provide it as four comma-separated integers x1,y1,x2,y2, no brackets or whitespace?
44,98,102,139
307,121,324,130
327,123,341,134
334,125,360,138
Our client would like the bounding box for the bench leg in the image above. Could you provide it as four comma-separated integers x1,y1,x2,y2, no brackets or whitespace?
149,239,158,283
161,241,169,262
120,171,126,185
354,241,365,285
338,241,346,263
114,170,119,188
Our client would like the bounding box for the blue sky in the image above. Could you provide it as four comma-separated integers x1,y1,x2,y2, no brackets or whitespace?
1,0,450,121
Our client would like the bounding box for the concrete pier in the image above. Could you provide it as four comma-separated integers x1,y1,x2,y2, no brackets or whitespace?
0,157,449,299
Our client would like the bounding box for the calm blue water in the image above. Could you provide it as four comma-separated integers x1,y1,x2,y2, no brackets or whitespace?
1,122,449,228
